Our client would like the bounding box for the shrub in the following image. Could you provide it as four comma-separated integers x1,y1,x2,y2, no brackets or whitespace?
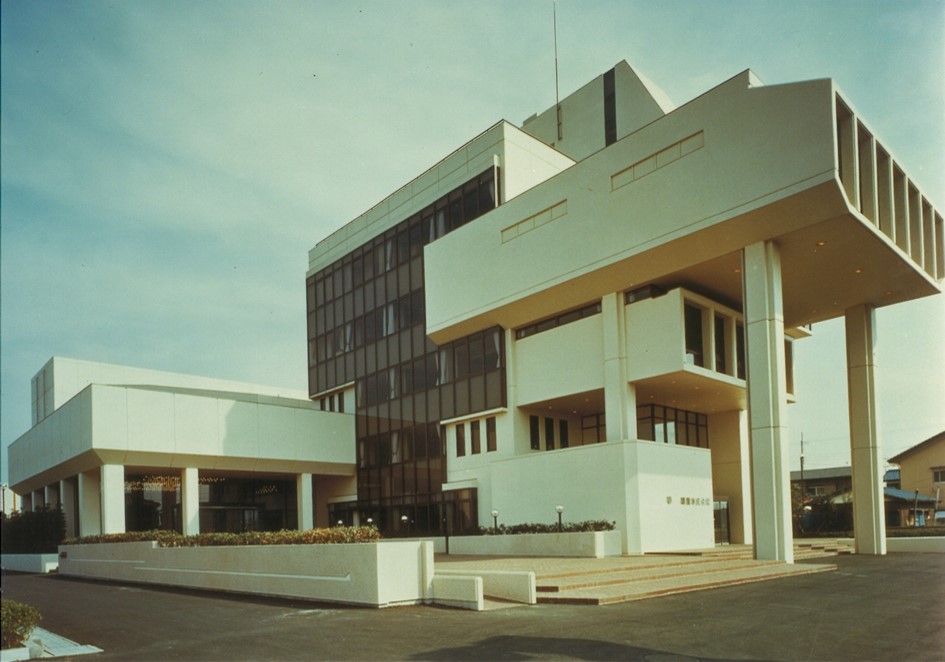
0,508,66,553
1,600,42,649
478,520,616,535
64,526,381,547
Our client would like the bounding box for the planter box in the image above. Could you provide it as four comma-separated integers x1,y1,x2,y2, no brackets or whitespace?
446,530,622,558
0,553,59,574
57,540,434,608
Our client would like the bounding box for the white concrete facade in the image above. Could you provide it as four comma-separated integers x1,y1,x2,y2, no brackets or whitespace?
9,358,356,537
10,60,942,560
307,60,941,559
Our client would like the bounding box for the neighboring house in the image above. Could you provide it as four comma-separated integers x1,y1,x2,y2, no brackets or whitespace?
887,431,945,525
790,466,852,498
883,469,901,490
9,61,943,561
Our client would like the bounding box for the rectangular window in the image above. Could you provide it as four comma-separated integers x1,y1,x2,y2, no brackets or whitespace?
933,469,945,483
684,303,704,367
486,417,497,452
545,417,555,450
456,424,466,457
603,67,617,146
530,415,540,450
714,314,727,374
470,420,481,454
559,420,569,449
736,322,746,379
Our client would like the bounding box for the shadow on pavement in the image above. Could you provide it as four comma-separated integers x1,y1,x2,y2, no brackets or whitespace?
408,634,717,661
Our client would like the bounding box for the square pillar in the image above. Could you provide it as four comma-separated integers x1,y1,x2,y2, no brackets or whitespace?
60,478,78,539
845,304,886,554
44,483,60,510
78,469,102,536
181,467,200,535
742,241,793,563
100,464,126,534
297,473,314,531
602,292,637,441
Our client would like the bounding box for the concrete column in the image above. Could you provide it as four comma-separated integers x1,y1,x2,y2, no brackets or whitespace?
602,292,637,441
297,473,314,531
44,483,60,510
845,304,886,555
32,489,43,511
78,469,102,536
60,478,78,538
181,467,200,535
742,241,793,563
100,464,126,534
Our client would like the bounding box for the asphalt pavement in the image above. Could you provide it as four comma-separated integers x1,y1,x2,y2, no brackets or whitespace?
3,553,943,661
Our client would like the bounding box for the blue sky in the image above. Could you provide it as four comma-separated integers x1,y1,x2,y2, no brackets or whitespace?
2,0,943,483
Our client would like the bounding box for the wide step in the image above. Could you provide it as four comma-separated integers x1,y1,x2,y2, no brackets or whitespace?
537,561,836,606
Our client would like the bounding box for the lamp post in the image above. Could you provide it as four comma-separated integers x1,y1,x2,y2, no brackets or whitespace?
366,517,373,527
336,519,343,527
555,505,564,532
491,509,499,533
401,514,409,536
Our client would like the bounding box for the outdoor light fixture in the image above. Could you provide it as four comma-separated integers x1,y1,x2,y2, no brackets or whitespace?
491,509,499,532
555,505,564,532
401,514,409,535
366,517,373,526
336,520,343,527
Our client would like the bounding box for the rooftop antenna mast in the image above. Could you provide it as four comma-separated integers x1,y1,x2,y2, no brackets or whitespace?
554,2,562,142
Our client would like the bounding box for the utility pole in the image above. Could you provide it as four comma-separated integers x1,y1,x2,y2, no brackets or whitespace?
800,434,806,499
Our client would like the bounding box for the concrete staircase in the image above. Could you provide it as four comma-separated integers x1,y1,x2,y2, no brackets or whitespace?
535,548,841,606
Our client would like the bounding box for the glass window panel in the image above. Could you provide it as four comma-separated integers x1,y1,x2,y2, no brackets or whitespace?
559,420,569,448
545,417,555,450
530,416,540,450
470,420,481,454
455,424,466,457
486,417,497,452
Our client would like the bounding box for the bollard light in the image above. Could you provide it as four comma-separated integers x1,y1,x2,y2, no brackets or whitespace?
491,509,499,533
555,505,564,532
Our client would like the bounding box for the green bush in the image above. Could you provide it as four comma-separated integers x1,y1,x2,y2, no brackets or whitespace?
64,526,381,547
886,526,945,538
0,508,66,553
478,520,616,535
1,600,42,649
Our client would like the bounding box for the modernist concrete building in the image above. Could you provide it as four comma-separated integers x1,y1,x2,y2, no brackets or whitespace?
9,61,943,561
304,60,942,560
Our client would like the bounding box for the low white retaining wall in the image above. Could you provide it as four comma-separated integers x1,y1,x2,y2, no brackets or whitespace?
446,530,622,558
886,536,945,553
436,569,536,604
431,575,483,611
57,540,434,608
1,553,59,574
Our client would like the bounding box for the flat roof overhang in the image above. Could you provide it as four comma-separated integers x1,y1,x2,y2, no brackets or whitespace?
427,178,941,343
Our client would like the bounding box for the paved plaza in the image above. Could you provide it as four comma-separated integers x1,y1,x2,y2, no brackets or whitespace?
3,553,944,661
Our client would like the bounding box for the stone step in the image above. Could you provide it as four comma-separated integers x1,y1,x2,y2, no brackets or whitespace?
537,561,837,606
536,559,782,593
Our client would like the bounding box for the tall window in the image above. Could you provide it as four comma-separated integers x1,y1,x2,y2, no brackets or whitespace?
559,420,569,449
684,303,705,367
545,417,555,450
486,417,497,452
530,416,540,450
470,420,481,455
714,314,727,374
456,424,466,457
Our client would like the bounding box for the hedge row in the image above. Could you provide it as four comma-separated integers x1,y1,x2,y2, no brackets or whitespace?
1,600,41,650
478,520,616,535
64,526,381,547
0,508,66,554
